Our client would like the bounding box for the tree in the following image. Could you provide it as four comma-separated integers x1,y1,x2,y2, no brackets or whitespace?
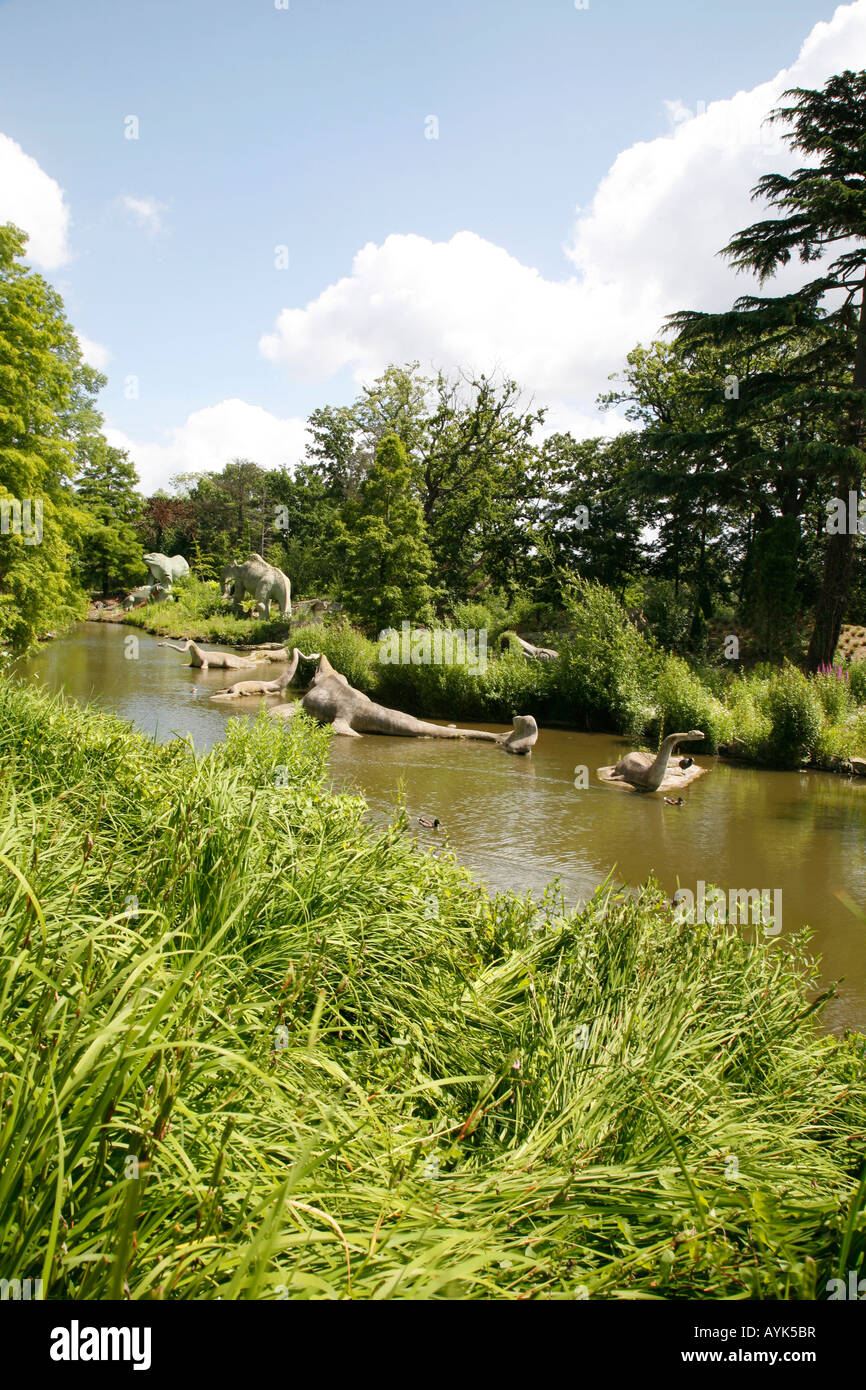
73,439,145,594
0,223,103,648
534,433,643,600
338,434,434,631
674,71,866,668
267,464,341,598
304,363,546,603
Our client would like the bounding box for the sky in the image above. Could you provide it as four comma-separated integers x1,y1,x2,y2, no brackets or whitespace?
1,0,865,492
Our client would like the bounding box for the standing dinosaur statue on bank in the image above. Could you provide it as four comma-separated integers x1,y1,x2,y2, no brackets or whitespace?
597,730,707,794
268,652,539,753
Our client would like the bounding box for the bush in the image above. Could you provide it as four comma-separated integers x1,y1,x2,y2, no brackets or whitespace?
302,619,378,691
813,666,852,723
170,575,226,621
555,581,658,734
725,676,773,761
654,654,733,753
759,666,824,767
637,579,693,653
849,661,866,705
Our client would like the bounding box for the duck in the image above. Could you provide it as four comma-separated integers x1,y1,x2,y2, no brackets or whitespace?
418,816,441,829
679,756,694,770
664,796,684,806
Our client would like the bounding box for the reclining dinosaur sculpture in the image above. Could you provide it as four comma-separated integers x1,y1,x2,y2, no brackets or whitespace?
159,640,289,669
211,668,297,699
267,652,538,753
597,730,707,793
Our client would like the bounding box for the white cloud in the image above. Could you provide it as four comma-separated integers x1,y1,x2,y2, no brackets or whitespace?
106,399,309,494
0,132,71,268
77,333,110,371
259,0,866,436
120,195,167,237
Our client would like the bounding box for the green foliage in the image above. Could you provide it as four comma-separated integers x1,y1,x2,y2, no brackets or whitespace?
759,666,825,768
654,654,733,752
339,433,435,631
813,667,852,723
725,676,774,761
299,619,378,691
741,517,803,661
637,579,693,653
850,661,866,705
0,675,863,1299
0,223,104,648
555,580,658,734
168,575,227,621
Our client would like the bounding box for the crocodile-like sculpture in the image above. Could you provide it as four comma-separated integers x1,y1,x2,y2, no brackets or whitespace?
211,669,297,700
268,652,538,753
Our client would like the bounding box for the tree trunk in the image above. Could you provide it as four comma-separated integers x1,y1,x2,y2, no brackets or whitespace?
806,277,866,670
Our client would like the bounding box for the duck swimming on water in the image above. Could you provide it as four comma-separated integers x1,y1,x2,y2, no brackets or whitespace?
418,816,441,829
664,796,684,806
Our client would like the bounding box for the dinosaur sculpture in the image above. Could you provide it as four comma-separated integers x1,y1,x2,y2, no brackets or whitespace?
143,553,189,595
159,640,258,670
122,585,154,610
221,554,292,619
504,633,559,661
597,730,707,794
159,640,290,669
211,669,297,700
268,652,538,753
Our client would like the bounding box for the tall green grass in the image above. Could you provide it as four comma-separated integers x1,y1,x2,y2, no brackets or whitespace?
0,675,864,1299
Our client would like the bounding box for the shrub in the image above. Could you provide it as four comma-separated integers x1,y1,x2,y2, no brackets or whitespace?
759,666,824,767
555,581,658,734
303,619,377,691
449,596,511,641
725,676,773,761
637,579,692,653
813,666,851,722
654,654,733,752
169,575,226,621
849,660,866,705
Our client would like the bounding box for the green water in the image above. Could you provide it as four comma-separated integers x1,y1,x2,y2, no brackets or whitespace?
15,621,866,1034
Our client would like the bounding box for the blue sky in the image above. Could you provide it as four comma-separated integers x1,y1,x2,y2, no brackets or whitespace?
0,0,863,488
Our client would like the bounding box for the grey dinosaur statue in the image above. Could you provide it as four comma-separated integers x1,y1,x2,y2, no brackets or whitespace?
159,640,291,669
268,652,538,753
211,668,297,700
143,553,190,595
122,584,154,610
221,553,292,619
159,639,259,670
597,730,707,794
505,633,559,661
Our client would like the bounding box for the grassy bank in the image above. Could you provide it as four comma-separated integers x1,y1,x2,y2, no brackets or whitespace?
125,577,866,771
1,673,864,1299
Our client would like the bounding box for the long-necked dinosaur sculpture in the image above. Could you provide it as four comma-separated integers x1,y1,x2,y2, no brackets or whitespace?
158,639,289,669
597,730,707,793
266,651,538,753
